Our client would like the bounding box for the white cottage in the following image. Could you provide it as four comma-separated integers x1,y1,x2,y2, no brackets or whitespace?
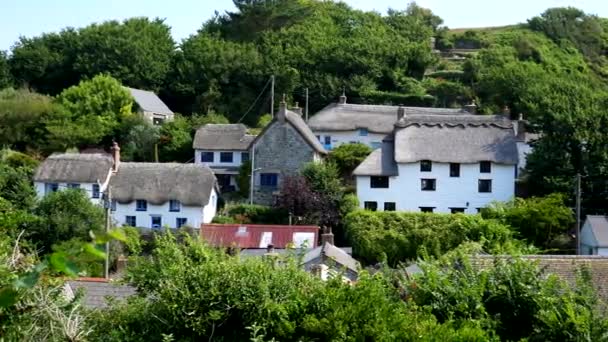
581,216,608,255
353,109,520,214
33,153,114,205
193,124,255,192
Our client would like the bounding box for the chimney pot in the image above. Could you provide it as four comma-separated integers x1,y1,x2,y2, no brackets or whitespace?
463,101,477,114
339,91,347,105
278,95,287,122
502,105,511,117
397,106,406,121
266,244,275,253
111,140,121,172
321,227,334,246
291,102,302,115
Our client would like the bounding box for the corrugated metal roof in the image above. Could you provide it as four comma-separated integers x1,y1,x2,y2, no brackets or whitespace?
201,224,320,249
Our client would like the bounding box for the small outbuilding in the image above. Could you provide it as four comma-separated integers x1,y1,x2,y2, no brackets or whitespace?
581,215,608,255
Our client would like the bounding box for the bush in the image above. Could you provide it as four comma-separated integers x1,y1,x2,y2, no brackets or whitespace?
344,210,521,265
326,143,372,181
224,203,288,224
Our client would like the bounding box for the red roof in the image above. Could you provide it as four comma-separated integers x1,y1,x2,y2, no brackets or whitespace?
201,224,320,249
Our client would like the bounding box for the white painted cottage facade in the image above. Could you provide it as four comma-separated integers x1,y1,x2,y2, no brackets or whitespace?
580,216,608,255
353,110,519,214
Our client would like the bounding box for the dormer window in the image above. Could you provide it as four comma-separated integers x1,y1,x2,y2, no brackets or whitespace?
420,160,432,172
169,200,181,212
358,128,368,136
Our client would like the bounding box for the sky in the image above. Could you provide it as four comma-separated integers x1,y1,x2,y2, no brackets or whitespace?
0,0,607,51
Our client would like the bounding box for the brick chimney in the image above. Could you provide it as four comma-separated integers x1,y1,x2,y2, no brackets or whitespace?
277,95,287,122
463,101,477,114
516,113,526,141
397,106,406,121
111,141,121,172
339,91,347,105
321,227,334,246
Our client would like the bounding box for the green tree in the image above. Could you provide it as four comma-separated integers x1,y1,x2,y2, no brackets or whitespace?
30,189,105,253
0,151,37,211
158,115,192,162
48,74,134,149
0,51,11,88
326,143,372,181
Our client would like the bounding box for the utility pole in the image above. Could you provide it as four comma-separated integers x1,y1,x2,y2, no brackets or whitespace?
154,144,159,163
104,186,111,279
305,88,309,122
270,75,275,118
249,143,255,205
575,173,582,255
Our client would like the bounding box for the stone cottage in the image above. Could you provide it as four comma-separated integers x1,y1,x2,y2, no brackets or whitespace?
250,99,327,205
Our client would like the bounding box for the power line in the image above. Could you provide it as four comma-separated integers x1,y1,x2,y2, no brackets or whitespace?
237,76,273,123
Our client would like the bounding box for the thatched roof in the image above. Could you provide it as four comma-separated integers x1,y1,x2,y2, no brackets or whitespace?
34,153,113,183
353,139,398,176
110,163,216,206
193,124,255,151
125,87,173,115
284,110,327,154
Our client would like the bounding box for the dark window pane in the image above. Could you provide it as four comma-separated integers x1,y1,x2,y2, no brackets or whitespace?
384,202,396,211
324,136,331,145
370,176,389,188
450,163,460,177
359,128,368,136
92,184,100,198
420,160,432,172
151,216,162,229
201,152,214,162
126,216,136,227
478,179,492,193
480,161,491,173
421,179,436,191
220,152,233,163
260,173,279,188
176,218,187,228
169,200,181,212
241,152,249,162
364,201,378,211
136,199,147,211
450,208,465,214
420,207,434,213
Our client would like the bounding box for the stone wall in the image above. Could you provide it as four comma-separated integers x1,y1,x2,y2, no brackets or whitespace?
252,120,316,205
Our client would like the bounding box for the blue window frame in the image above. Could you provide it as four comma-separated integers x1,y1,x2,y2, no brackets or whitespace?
359,128,368,136
45,183,58,195
260,173,278,188
324,136,331,145
126,216,136,227
151,216,162,229
241,152,250,162
136,199,147,211
67,183,80,189
169,200,181,212
220,152,233,163
92,184,100,198
176,217,187,228
201,152,214,163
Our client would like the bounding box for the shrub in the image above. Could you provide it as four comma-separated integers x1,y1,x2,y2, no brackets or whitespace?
224,203,288,224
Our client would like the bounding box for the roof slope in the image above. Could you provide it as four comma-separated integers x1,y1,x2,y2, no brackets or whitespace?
285,110,327,154
394,121,518,164
201,224,319,249
586,216,608,246
34,153,113,183
308,102,467,134
126,87,173,115
353,140,398,176
193,124,255,151
65,278,136,309
110,163,216,206
302,242,360,273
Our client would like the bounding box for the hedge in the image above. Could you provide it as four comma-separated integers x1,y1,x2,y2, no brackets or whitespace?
344,210,517,266
221,203,289,224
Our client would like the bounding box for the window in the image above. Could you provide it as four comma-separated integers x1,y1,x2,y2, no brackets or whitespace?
358,128,368,136
420,160,432,172
260,173,279,188
476,208,483,213
111,199,117,212
450,163,460,177
169,200,181,212
45,183,58,195
201,152,214,163
480,161,492,173
176,218,187,228
370,176,389,188
92,184,100,198
241,152,250,162
67,183,80,189
421,179,436,191
364,201,378,211
420,207,434,213
126,216,136,227
151,216,162,229
324,136,331,145
478,179,492,193
153,118,164,125
220,152,233,163
450,208,466,214
384,202,396,211
136,199,147,211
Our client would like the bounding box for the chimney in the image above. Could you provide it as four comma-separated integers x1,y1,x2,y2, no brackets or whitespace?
277,94,287,122
502,105,511,117
115,254,128,275
291,102,302,115
111,140,121,172
463,101,477,114
397,106,406,121
266,244,275,253
516,113,526,141
321,227,334,246
338,91,347,105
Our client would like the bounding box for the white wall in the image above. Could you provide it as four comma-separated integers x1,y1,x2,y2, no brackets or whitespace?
34,181,107,205
581,220,600,255
194,149,249,168
355,162,516,214
312,130,387,150
112,188,217,229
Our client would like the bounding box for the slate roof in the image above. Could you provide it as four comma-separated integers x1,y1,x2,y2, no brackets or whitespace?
126,87,173,115
353,140,398,176
193,124,256,151
302,242,360,273
201,224,320,249
64,278,136,309
585,216,608,246
34,153,113,183
110,163,217,206
308,102,467,134
393,120,518,164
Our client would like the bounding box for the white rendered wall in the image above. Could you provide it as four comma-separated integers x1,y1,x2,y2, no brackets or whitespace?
34,181,107,206
312,130,387,150
112,188,217,229
580,220,598,255
355,162,516,214
194,150,249,168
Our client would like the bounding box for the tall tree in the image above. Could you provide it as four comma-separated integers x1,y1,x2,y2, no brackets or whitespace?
0,51,11,89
